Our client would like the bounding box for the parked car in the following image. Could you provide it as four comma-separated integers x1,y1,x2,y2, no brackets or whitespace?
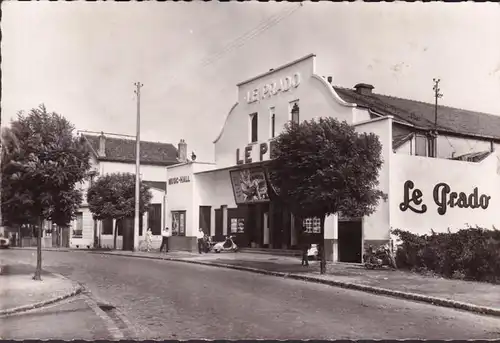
0,237,10,249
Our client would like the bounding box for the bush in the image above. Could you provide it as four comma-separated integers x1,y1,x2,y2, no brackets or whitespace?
392,226,500,283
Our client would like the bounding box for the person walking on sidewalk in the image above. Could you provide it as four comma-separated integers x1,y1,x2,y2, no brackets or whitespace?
160,227,170,253
299,229,310,267
146,229,153,252
196,228,205,254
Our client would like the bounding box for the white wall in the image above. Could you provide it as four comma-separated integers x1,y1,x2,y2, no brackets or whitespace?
437,135,499,159
99,161,167,181
391,152,500,234
394,133,499,160
69,208,93,248
353,117,393,242
194,168,238,236
166,163,195,236
214,55,356,169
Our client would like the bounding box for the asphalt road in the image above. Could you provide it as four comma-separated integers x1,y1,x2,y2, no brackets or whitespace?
2,249,500,340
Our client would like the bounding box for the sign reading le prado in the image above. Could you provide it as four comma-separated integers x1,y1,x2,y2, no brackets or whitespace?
246,72,301,104
400,180,491,215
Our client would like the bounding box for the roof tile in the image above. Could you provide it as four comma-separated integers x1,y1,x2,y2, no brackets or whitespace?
83,134,178,166
334,86,500,140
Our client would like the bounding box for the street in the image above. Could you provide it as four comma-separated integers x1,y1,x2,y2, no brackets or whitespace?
2,249,500,340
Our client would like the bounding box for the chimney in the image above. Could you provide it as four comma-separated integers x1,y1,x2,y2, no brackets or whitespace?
327,76,333,84
98,132,106,157
354,83,374,96
178,139,187,162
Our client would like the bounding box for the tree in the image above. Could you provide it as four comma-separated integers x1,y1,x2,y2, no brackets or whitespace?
1,105,91,280
87,172,152,250
1,126,21,229
268,117,387,274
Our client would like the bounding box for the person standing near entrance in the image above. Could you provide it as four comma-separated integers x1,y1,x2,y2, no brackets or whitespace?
160,227,170,253
196,228,205,254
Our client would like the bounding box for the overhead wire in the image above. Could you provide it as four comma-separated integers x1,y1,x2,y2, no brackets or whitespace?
149,3,304,101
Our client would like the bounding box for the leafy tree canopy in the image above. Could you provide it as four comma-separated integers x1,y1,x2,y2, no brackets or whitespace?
269,117,387,220
1,105,91,227
87,172,153,221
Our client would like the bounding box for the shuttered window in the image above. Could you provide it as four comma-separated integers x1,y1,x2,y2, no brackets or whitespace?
102,218,113,235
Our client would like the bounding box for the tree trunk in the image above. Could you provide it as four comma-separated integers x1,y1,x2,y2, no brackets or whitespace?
93,218,98,249
113,220,118,250
33,218,43,281
319,214,326,275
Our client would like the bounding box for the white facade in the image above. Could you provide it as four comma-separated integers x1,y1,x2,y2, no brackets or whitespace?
70,156,168,249
167,53,500,259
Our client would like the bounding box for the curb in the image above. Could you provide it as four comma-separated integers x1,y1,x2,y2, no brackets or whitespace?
94,251,500,318
0,270,84,317
8,247,70,252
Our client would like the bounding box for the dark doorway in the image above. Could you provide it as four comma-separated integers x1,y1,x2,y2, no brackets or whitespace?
199,206,211,236
271,202,285,249
338,220,363,263
214,209,223,241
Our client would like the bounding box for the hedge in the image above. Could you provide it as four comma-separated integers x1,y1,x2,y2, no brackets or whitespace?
392,226,500,284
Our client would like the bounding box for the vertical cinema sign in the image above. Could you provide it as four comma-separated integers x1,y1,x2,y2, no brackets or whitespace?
236,141,277,165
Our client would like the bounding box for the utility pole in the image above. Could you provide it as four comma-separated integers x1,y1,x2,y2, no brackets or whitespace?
432,78,443,158
133,82,143,251
433,78,443,129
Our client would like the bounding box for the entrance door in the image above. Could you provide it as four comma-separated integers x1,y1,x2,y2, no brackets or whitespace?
338,220,363,263
214,209,223,241
199,206,211,236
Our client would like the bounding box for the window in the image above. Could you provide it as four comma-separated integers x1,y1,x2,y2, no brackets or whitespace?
428,136,437,158
270,107,276,138
290,100,300,124
414,135,428,157
250,113,258,143
73,212,83,238
102,218,113,235
148,203,162,235
171,211,186,236
302,217,321,234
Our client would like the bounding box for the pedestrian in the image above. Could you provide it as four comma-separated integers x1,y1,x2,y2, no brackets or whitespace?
196,228,205,254
146,229,153,252
299,229,310,267
160,227,170,253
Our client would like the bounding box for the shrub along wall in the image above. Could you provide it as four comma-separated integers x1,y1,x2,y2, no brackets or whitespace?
392,227,500,284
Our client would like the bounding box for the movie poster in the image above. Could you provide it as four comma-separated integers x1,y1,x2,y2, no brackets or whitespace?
230,218,238,233
230,167,269,204
237,219,245,233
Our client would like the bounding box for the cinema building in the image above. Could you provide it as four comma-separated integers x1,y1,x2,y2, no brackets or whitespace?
166,54,500,262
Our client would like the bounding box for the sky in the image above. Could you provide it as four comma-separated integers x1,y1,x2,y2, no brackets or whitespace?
2,2,500,162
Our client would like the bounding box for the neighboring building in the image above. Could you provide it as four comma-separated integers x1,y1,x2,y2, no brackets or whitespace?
70,132,182,249
165,53,500,260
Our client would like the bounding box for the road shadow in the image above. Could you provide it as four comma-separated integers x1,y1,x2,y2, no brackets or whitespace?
0,264,51,276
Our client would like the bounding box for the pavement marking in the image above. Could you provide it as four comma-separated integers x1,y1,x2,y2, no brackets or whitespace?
84,295,124,340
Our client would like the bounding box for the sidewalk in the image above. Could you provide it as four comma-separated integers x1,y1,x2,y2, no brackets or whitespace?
0,263,82,315
0,297,115,340
97,249,500,316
